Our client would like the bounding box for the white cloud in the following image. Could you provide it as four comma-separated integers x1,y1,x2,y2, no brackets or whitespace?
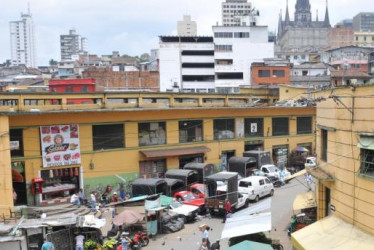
0,0,371,65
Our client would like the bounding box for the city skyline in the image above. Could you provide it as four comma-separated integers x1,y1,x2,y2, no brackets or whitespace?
0,0,371,66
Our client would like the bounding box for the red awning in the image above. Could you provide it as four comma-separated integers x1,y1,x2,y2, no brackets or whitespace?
140,146,210,159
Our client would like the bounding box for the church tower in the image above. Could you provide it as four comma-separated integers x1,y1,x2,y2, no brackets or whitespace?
294,0,312,27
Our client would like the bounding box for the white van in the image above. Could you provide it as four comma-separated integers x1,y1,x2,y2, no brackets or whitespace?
238,176,274,202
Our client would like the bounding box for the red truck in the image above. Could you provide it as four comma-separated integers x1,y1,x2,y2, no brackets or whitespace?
174,190,205,214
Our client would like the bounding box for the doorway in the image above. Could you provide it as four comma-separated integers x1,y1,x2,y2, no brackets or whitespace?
12,161,27,205
179,154,204,169
325,187,331,216
221,151,235,171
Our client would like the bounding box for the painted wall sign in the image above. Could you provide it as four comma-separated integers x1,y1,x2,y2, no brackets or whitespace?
40,124,81,168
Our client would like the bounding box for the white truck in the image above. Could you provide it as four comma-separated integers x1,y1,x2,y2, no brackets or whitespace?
217,185,250,210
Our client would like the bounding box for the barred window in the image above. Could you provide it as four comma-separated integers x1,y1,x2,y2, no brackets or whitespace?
360,148,374,177
92,124,124,150
214,119,235,140
259,70,270,77
272,117,289,136
297,117,312,134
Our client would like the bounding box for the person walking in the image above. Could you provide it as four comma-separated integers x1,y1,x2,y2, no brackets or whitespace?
202,226,210,249
279,169,285,186
223,200,231,223
120,187,126,201
75,233,85,250
79,188,86,205
90,191,97,212
41,238,54,250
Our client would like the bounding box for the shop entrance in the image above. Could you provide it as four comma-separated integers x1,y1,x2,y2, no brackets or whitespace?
140,159,167,178
244,140,264,151
40,167,80,201
221,150,235,171
273,145,289,168
11,161,27,205
179,154,204,169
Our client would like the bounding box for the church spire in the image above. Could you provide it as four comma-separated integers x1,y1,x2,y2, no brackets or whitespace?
278,9,283,38
324,0,331,27
316,9,318,22
285,0,290,25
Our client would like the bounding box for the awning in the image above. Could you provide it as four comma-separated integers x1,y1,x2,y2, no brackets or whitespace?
286,169,307,181
140,146,210,159
291,215,374,250
293,192,316,211
306,166,334,181
228,240,273,250
357,136,374,150
221,212,271,239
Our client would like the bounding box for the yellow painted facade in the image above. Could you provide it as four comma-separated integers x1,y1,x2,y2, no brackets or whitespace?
0,92,316,215
313,85,374,236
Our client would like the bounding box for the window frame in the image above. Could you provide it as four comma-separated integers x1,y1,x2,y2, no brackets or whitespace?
213,119,235,140
272,117,289,136
92,124,125,151
179,120,203,143
244,118,264,138
297,116,313,134
138,121,167,146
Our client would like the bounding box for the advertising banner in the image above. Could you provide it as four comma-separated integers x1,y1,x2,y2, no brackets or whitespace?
40,124,81,168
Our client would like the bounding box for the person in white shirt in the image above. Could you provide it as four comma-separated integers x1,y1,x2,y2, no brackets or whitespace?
75,233,85,250
90,191,97,212
71,192,80,206
202,226,210,249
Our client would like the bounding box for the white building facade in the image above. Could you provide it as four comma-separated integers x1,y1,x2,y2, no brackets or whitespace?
177,15,197,36
159,36,215,92
213,25,274,93
222,0,252,26
9,11,36,68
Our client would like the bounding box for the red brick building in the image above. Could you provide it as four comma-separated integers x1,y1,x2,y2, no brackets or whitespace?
251,60,292,86
82,67,159,91
327,25,354,49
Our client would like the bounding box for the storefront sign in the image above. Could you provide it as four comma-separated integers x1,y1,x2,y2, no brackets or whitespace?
40,124,81,168
10,140,20,150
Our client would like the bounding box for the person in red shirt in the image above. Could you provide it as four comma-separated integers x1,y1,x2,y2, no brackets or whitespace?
111,192,118,203
223,199,231,223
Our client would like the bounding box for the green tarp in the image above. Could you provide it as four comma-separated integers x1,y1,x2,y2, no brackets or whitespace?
160,195,173,206
228,240,273,250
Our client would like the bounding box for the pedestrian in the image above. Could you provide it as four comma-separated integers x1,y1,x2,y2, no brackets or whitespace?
223,199,231,223
71,192,80,206
279,169,285,186
199,239,209,250
13,189,17,205
211,239,220,250
75,232,85,250
41,238,54,250
120,232,130,250
120,187,126,201
304,174,313,190
111,192,118,203
90,191,97,212
79,188,87,205
202,226,210,249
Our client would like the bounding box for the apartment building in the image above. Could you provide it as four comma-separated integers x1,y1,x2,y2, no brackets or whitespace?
177,15,197,36
353,12,374,32
60,29,88,61
222,0,252,26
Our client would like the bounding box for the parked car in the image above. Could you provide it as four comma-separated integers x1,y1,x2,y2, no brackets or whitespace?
248,169,280,186
305,157,317,168
238,176,274,202
173,190,205,213
216,185,250,211
167,201,199,223
190,183,205,198
260,164,291,182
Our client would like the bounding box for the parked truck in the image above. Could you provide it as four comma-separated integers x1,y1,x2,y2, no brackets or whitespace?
243,150,271,168
183,163,215,184
228,156,257,178
204,171,238,215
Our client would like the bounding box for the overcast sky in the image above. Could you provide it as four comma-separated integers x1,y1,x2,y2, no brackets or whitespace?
0,0,370,66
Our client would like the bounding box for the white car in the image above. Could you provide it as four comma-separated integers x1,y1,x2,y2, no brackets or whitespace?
167,201,198,222
261,164,291,181
216,185,250,210
238,176,274,202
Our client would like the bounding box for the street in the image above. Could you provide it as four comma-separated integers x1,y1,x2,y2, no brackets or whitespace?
147,175,311,250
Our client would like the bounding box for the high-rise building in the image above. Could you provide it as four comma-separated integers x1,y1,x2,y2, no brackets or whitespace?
222,0,252,26
353,12,374,32
177,15,197,36
60,29,88,61
9,8,36,68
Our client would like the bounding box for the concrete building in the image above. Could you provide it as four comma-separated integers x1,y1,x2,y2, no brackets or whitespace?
353,12,374,31
213,25,274,93
277,0,331,52
222,0,252,26
353,31,374,47
321,46,374,64
159,36,215,93
327,25,354,49
9,8,36,68
0,91,315,213
291,85,374,249
177,15,197,36
290,63,331,87
250,59,291,86
60,29,88,61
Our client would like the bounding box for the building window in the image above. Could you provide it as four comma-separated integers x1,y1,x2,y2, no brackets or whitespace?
92,124,124,150
138,122,166,146
360,146,374,177
297,117,312,134
258,70,270,77
10,129,24,157
140,159,166,178
244,118,263,137
321,129,328,162
272,117,289,136
273,70,285,77
234,32,250,38
179,120,203,143
214,119,235,140
215,45,233,52
214,32,233,38
65,86,73,93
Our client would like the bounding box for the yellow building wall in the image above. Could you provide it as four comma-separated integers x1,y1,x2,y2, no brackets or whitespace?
0,116,13,216
315,85,374,236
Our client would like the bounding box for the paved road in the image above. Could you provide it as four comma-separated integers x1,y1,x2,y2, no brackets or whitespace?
147,176,310,250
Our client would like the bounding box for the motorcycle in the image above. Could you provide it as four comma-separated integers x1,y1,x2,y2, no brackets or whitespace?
133,231,149,247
